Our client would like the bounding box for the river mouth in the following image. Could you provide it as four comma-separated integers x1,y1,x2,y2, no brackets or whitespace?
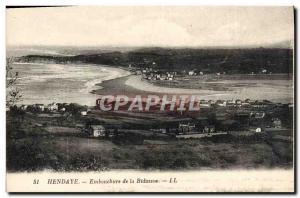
12,62,293,106
123,75,293,104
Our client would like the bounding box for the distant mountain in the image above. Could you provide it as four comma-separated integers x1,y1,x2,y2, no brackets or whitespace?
15,47,293,74
264,40,293,49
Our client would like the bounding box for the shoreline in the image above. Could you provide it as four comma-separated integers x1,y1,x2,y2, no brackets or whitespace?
13,61,293,105
93,73,293,104
13,62,131,106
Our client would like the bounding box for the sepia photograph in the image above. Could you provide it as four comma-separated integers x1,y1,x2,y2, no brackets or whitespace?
6,6,295,192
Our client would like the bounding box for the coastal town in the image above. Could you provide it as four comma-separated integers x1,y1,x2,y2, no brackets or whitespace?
130,61,274,82
7,52,293,170
7,85,293,171
7,56,294,143
8,94,293,142
6,35,294,171
5,5,295,193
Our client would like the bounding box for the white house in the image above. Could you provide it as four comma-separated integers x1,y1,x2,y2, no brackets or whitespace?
178,123,196,134
188,71,194,76
227,100,235,106
216,101,227,107
203,125,215,133
89,125,106,137
250,127,262,133
47,103,58,111
255,112,265,119
36,104,45,111
236,99,242,105
255,128,262,133
81,111,87,116
20,105,28,111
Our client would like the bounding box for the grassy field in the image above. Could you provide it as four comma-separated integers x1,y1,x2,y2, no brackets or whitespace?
6,110,293,172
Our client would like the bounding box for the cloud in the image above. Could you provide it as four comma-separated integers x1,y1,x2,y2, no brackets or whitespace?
6,6,294,47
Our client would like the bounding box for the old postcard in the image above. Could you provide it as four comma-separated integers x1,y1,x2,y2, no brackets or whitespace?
6,6,294,192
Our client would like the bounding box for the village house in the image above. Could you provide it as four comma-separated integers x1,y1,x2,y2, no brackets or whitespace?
226,100,235,106
35,104,45,111
168,76,173,81
105,129,117,138
235,99,242,105
87,125,106,137
251,100,269,108
288,103,294,108
272,118,282,128
203,125,216,133
215,112,230,122
241,101,251,107
150,128,167,134
20,105,28,111
216,100,227,107
254,112,265,119
255,127,262,133
178,123,196,134
142,73,147,79
81,111,87,116
47,103,58,111
245,99,252,103
188,70,195,76
160,74,167,80
250,127,262,133
208,100,215,105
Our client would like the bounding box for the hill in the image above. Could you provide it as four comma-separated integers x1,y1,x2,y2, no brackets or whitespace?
16,47,293,74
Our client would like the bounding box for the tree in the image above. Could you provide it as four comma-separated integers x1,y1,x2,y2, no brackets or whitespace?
6,58,22,108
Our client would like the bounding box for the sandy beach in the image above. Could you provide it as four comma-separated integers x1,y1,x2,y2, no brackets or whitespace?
13,62,131,106
15,61,293,105
95,73,293,103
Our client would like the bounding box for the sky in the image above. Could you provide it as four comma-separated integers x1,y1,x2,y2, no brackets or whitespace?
6,6,294,48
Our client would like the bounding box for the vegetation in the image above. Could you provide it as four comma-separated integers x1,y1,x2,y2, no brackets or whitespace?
17,48,293,74
6,110,293,172
6,58,22,107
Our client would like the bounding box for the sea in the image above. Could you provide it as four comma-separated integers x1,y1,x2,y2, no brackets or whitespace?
12,62,130,106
